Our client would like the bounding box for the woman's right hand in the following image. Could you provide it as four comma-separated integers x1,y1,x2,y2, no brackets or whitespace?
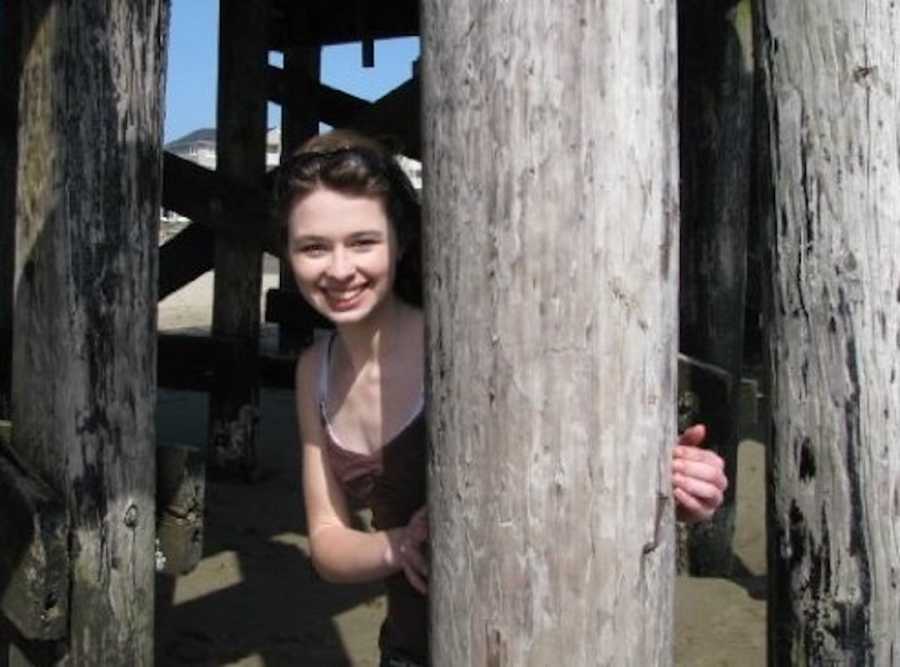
386,506,429,594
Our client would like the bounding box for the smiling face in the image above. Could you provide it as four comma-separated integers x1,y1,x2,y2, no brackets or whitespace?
287,186,400,326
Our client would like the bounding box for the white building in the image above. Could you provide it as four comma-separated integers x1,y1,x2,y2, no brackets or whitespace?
165,127,282,171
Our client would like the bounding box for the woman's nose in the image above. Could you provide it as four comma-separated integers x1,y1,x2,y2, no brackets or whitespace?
325,247,354,281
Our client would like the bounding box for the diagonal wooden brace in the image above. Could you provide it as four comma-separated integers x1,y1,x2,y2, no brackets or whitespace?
0,422,69,641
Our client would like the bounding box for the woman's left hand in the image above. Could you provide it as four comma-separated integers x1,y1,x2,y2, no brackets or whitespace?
673,424,728,523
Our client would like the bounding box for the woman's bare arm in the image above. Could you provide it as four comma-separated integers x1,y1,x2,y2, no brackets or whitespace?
297,343,428,591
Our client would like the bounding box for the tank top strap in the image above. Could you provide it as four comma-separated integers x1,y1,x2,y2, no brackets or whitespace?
318,332,337,420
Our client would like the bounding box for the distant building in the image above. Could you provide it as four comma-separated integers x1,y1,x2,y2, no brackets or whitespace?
165,127,282,171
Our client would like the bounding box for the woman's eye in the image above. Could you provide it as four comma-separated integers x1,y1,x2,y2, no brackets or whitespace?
351,238,378,249
297,244,326,256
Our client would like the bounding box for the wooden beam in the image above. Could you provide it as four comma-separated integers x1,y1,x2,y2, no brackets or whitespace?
12,2,167,662
346,76,421,159
208,0,268,477
158,333,294,391
269,0,418,50
266,64,287,106
277,46,321,354
158,223,214,300
267,63,420,154
267,65,370,129
162,152,281,256
0,425,69,641
318,83,372,129
157,334,218,391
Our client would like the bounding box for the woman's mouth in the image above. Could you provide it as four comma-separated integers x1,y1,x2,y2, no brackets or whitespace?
323,285,366,311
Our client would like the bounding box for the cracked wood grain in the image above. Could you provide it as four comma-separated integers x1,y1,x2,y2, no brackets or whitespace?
756,1,900,663
422,3,679,664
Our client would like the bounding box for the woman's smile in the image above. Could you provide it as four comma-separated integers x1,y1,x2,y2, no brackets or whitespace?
322,283,368,310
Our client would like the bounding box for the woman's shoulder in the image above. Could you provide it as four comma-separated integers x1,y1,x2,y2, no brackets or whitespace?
294,333,332,402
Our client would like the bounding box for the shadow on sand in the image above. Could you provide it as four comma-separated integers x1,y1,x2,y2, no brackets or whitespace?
154,387,385,666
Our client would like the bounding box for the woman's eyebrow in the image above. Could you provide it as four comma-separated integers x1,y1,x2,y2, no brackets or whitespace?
290,234,327,246
348,230,385,239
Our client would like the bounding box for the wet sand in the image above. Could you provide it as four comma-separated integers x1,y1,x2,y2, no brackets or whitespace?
155,268,767,666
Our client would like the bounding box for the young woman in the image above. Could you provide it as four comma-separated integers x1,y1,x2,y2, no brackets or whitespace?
278,130,727,667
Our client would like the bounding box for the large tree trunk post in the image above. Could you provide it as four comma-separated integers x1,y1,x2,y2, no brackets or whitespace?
677,0,753,576
756,2,900,663
422,3,679,664
207,0,268,475
10,1,168,663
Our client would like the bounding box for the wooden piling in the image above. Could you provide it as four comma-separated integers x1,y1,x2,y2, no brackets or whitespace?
756,1,900,662
422,3,679,663
274,42,321,352
207,0,269,475
0,0,19,421
677,0,754,576
9,1,168,663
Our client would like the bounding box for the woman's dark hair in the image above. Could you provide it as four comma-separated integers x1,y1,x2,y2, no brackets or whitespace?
274,129,422,306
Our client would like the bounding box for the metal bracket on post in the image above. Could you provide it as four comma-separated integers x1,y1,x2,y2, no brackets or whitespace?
676,353,732,433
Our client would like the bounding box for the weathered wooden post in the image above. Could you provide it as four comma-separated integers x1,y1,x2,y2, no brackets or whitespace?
677,0,753,576
7,0,168,663
756,2,900,663
207,0,268,475
0,0,18,420
276,43,320,351
422,3,679,664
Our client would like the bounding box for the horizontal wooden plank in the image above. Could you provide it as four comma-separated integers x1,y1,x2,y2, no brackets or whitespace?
269,1,418,50
158,333,296,391
157,334,219,391
0,425,69,641
159,223,215,300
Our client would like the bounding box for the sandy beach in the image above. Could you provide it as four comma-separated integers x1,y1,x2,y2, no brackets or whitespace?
155,265,767,666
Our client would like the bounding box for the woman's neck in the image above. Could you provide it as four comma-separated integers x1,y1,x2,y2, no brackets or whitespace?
333,295,415,371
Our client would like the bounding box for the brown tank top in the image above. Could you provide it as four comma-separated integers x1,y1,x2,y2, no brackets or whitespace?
318,335,428,664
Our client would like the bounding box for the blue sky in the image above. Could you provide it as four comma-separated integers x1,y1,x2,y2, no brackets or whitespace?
165,0,420,142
